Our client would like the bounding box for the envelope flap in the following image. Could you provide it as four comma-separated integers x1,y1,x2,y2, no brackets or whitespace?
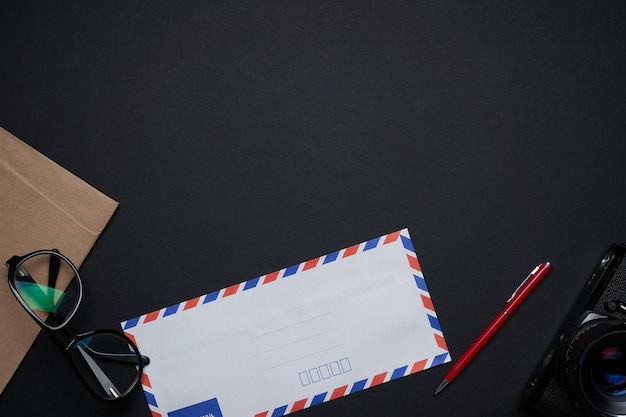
0,127,118,235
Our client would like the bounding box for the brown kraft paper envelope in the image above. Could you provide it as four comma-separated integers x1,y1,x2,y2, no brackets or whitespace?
0,127,119,395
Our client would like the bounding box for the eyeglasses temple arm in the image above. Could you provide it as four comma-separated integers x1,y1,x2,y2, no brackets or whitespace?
76,345,121,399
16,265,35,284
84,346,150,366
48,253,60,297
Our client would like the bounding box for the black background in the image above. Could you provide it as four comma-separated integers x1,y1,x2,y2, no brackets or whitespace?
2,1,626,416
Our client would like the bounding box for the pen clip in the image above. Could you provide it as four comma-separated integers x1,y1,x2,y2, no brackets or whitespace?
506,264,540,303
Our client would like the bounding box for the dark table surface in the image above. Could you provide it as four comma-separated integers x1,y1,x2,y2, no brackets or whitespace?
2,2,626,416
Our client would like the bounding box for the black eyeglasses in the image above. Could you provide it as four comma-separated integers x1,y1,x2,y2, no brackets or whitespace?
6,249,149,401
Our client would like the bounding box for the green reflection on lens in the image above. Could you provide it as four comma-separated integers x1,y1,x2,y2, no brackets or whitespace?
15,281,66,313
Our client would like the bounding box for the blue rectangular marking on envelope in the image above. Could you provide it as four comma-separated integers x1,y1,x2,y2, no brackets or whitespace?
168,398,223,417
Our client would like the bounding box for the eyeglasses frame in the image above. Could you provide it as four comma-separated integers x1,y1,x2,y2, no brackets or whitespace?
6,249,146,402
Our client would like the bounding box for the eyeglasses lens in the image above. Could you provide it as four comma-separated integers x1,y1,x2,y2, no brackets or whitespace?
13,253,80,328
70,332,142,400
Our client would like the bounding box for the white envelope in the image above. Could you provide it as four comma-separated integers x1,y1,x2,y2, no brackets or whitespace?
122,229,450,417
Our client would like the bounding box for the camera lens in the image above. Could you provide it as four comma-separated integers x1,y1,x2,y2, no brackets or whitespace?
592,344,626,398
567,317,626,416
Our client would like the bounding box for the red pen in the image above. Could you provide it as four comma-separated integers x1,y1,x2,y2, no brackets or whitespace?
434,261,552,395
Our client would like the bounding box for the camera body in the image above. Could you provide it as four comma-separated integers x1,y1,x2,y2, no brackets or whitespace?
525,243,626,417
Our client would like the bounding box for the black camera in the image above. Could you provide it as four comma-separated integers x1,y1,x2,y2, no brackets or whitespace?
525,243,626,416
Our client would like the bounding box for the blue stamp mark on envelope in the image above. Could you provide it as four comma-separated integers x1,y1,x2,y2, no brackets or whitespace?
168,398,223,417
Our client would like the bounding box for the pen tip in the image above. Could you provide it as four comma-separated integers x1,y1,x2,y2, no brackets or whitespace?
434,379,449,396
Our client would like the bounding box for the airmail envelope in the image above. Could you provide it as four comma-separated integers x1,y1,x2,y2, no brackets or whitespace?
122,229,450,417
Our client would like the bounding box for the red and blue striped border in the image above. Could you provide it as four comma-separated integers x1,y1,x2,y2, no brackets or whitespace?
121,229,448,417
254,353,448,417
